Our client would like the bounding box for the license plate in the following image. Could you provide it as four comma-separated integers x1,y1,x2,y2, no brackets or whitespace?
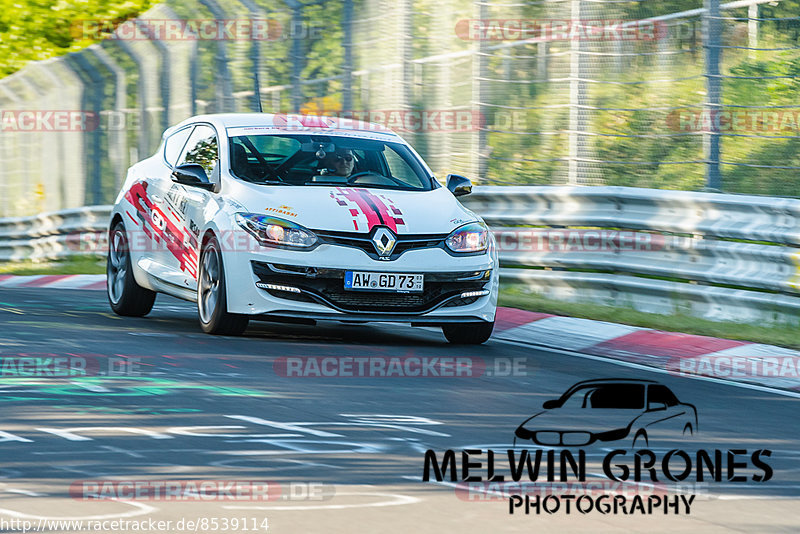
344,271,424,292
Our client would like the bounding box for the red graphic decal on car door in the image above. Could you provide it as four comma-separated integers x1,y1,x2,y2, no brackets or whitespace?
125,182,198,278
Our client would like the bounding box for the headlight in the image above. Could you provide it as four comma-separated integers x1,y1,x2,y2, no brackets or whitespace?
445,222,488,253
235,213,317,248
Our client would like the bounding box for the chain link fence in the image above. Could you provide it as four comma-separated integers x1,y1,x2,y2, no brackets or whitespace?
0,0,798,217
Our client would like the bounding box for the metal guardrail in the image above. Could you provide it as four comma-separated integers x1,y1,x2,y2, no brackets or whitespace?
0,206,112,262
463,186,800,325
2,186,799,325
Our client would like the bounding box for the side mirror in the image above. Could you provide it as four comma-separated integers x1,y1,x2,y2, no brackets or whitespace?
542,400,559,410
647,401,667,412
172,163,214,190
446,174,472,197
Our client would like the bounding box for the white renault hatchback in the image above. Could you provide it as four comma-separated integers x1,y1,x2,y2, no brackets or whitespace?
107,113,498,344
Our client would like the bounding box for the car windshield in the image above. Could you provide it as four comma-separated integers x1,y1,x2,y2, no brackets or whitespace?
560,384,646,409
227,134,433,191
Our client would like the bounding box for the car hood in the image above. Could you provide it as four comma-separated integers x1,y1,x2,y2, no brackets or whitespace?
225,183,479,235
518,408,644,434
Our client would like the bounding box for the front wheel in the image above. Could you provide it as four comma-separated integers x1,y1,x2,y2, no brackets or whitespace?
442,321,494,345
107,221,156,316
198,236,249,335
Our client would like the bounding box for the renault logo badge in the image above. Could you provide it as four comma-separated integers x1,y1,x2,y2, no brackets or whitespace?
372,227,397,257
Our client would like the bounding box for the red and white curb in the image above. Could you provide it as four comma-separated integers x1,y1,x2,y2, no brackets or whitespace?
1,275,797,393
0,274,107,290
494,307,800,393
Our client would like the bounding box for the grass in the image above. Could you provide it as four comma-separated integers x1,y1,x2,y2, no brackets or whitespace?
499,286,800,350
0,256,106,276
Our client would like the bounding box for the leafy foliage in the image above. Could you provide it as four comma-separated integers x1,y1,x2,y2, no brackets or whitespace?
0,0,156,77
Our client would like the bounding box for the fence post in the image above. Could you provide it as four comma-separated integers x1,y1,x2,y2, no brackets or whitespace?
342,0,354,112
64,53,104,207
289,1,303,113
703,0,722,191
473,0,488,181
134,18,171,131
238,0,267,112
90,46,127,192
568,0,588,185
112,39,150,162
199,0,235,113
748,3,758,59
0,83,27,216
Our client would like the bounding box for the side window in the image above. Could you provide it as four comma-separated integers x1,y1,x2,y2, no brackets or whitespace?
179,125,218,176
164,126,194,167
648,385,679,407
249,135,301,161
384,148,423,188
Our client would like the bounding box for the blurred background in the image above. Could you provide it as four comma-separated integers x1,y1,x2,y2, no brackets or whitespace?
0,0,799,217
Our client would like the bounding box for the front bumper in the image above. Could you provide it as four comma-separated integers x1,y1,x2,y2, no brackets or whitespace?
252,262,491,314
223,244,498,323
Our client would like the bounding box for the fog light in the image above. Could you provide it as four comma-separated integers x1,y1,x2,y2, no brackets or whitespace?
460,290,490,299
256,282,301,293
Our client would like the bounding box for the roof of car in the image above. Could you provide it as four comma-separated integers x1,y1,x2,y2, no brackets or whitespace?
566,379,659,388
167,113,401,140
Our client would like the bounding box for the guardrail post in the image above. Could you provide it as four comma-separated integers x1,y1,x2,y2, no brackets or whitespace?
703,0,722,191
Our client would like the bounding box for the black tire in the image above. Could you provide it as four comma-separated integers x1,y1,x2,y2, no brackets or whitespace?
107,221,156,317
442,321,494,345
198,235,249,335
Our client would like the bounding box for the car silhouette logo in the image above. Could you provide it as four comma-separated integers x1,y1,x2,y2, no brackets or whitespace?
514,379,698,449
371,227,397,257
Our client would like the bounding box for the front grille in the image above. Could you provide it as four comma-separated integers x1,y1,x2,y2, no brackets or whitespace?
252,261,489,313
534,431,593,447
314,230,446,261
312,289,431,310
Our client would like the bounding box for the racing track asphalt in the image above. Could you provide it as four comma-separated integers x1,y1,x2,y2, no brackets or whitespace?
0,288,798,533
